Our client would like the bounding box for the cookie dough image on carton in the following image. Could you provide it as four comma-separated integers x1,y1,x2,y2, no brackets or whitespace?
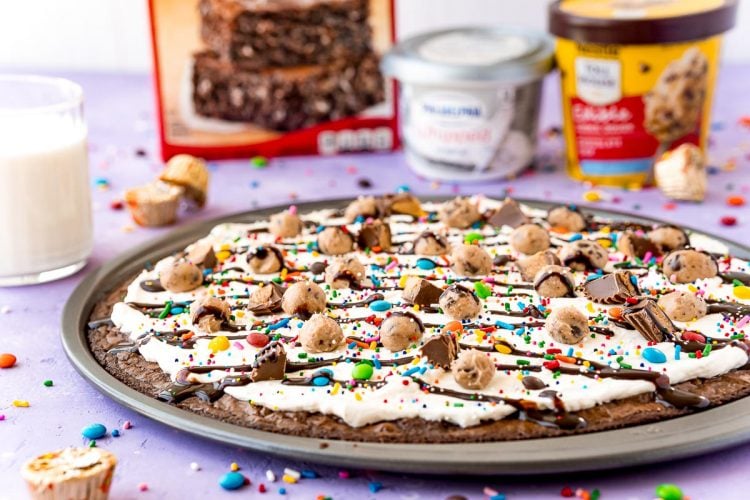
549,0,738,187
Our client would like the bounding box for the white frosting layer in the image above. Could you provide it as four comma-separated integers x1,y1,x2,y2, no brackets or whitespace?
110,197,750,428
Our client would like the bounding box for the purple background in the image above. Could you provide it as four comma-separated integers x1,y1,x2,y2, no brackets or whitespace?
1,66,749,499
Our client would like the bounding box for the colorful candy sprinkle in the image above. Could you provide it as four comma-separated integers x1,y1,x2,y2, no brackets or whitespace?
82,423,107,440
219,471,246,490
474,282,492,299
246,332,270,348
369,300,392,312
416,258,437,270
720,215,738,226
352,362,374,380
655,483,683,500
727,195,746,207
0,353,16,369
250,156,268,168
208,336,230,353
642,347,667,364
464,232,484,244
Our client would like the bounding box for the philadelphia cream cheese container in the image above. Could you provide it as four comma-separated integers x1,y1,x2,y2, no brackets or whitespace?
381,27,554,182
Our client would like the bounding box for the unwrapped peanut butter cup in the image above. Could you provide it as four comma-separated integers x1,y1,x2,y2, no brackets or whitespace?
583,271,640,304
622,299,678,343
250,341,287,382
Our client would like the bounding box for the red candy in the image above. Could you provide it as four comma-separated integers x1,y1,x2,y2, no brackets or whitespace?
720,216,738,226
543,360,560,370
246,333,270,348
682,331,706,343
561,486,575,497
0,353,16,369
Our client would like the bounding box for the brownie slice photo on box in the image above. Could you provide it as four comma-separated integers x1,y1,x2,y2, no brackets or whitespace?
191,0,385,131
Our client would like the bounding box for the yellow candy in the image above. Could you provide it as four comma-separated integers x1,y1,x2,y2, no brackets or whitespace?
734,286,750,300
280,268,288,280
331,382,341,395
586,302,595,313
230,462,239,471
597,238,612,248
215,250,231,262
13,400,30,407
495,344,512,354
219,243,231,251
398,275,412,288
208,336,230,353
583,190,601,202
688,284,698,293
354,392,363,401
282,475,297,484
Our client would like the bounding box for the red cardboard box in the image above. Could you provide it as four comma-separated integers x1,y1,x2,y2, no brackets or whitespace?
148,0,397,161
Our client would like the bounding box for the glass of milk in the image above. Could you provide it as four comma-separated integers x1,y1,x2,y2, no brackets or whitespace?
0,75,92,286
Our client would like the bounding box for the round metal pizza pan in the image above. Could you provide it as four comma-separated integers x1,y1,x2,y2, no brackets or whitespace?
61,197,750,475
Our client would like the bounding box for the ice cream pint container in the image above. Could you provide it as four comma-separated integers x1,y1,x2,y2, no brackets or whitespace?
381,27,554,182
549,0,738,187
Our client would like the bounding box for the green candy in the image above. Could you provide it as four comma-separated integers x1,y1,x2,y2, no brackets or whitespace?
474,281,492,299
655,483,683,500
250,156,269,168
352,362,374,380
464,232,485,244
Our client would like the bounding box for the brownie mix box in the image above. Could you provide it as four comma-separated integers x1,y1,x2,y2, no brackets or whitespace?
148,0,397,160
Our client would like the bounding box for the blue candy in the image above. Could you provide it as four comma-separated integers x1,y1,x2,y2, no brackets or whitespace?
81,423,107,440
416,258,437,270
643,347,667,364
370,300,392,312
369,481,384,493
268,317,290,330
569,233,583,242
312,376,330,387
218,471,245,490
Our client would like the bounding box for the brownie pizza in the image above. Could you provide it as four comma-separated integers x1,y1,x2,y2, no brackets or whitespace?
88,196,750,442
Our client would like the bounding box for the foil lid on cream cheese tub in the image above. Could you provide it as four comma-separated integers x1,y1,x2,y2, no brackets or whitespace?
381,28,554,182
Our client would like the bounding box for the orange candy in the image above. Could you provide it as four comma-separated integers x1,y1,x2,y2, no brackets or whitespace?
727,195,746,207
608,306,623,319
0,353,17,369
443,321,464,333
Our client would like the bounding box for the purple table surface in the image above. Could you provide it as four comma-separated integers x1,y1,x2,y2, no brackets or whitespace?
1,65,750,500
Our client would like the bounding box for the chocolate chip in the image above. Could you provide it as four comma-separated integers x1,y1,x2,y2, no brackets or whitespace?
357,177,372,188
522,376,547,390
309,261,327,275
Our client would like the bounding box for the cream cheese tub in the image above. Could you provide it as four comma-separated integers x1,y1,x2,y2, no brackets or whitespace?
549,0,738,188
381,27,554,182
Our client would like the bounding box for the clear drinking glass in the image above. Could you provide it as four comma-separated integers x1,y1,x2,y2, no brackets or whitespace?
0,75,93,286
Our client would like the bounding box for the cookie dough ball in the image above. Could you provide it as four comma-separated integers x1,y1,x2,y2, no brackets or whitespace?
618,231,660,259
281,281,327,318
248,246,284,274
452,350,495,390
317,226,354,255
534,265,575,298
559,240,609,271
324,256,366,289
190,296,231,332
357,220,392,251
648,225,689,253
545,306,589,345
413,231,450,255
299,314,343,353
451,244,492,276
510,224,551,255
439,197,481,229
662,249,718,284
439,284,481,320
379,313,424,352
516,250,561,281
269,209,303,238
160,260,203,293
344,196,379,222
547,206,586,233
657,291,708,322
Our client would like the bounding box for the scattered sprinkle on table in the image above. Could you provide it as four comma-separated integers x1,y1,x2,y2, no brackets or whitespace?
82,423,107,440
0,353,17,368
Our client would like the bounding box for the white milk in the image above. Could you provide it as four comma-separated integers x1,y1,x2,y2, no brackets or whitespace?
0,116,92,279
